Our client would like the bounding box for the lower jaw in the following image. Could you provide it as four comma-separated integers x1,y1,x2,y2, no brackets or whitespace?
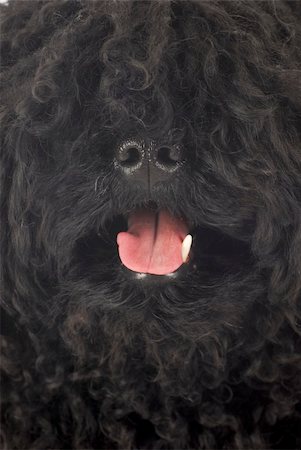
120,254,197,285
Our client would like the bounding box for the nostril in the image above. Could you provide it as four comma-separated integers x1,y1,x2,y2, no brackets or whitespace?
116,139,144,168
119,147,141,166
156,145,182,170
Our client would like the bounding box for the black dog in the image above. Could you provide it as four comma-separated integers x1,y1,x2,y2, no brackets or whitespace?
1,1,301,448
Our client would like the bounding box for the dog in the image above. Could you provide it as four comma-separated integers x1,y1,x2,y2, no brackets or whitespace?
1,0,301,448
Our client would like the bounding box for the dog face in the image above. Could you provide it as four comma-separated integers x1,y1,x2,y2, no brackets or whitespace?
2,1,300,334
1,2,301,449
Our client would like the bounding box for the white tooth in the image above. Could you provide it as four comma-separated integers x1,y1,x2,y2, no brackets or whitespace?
181,234,193,263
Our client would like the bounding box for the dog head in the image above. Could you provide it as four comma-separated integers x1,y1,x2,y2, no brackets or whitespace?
2,0,300,338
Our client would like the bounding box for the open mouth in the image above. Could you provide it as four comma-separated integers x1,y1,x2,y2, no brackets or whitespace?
76,201,253,284
115,201,193,277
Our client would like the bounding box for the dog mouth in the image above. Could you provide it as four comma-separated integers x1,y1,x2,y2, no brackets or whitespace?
115,201,193,277
77,201,253,284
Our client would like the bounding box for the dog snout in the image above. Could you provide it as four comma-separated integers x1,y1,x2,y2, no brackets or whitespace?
114,137,184,188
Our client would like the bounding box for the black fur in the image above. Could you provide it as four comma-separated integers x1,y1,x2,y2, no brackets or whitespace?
1,1,301,448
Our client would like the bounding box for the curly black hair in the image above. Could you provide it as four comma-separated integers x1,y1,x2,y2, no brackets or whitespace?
1,1,301,449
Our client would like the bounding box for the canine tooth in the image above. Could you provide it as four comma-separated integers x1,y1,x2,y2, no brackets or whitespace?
182,234,193,263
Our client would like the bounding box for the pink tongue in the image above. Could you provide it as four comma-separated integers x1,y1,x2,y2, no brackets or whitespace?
117,208,188,275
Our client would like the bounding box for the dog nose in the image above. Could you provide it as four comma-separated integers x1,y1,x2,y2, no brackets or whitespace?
115,138,183,187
